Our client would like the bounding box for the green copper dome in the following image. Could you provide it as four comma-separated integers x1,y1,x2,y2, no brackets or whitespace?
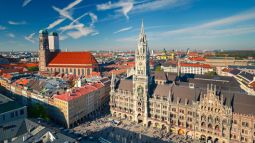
39,29,48,34
49,32,58,36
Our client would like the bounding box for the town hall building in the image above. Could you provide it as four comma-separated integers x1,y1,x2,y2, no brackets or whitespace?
110,22,255,143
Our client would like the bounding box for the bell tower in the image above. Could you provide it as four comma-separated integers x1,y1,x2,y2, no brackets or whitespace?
39,29,50,72
133,20,150,126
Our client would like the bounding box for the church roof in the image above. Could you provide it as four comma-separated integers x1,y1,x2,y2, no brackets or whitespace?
48,52,98,66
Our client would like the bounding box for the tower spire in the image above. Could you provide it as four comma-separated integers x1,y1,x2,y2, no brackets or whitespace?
141,19,144,34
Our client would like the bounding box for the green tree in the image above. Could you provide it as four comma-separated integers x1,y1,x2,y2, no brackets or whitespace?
27,66,39,72
28,103,50,121
205,71,217,76
155,66,162,71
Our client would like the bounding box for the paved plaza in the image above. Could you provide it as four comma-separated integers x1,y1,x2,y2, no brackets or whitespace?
71,114,198,143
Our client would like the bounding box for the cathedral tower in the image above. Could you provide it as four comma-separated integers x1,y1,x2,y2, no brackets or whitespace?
39,29,50,72
133,20,150,126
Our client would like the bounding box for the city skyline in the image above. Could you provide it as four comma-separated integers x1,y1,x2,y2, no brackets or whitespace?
0,0,255,51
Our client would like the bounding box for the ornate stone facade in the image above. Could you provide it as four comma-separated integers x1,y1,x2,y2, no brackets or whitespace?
110,22,255,143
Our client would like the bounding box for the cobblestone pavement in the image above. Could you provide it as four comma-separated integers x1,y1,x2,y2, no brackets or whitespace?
71,115,200,143
32,109,201,143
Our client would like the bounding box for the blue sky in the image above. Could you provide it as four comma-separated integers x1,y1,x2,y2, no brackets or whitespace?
0,0,255,51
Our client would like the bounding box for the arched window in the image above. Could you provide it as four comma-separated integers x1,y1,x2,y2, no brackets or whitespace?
82,69,85,75
208,124,212,129
87,68,90,75
201,122,206,127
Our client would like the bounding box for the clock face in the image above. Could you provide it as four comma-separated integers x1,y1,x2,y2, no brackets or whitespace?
139,62,142,66
137,86,143,96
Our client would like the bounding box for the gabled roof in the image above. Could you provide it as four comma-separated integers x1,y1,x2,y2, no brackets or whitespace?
48,52,98,66
180,63,212,68
229,69,241,75
117,79,133,92
153,84,200,105
238,71,254,81
0,93,25,114
154,71,167,81
188,56,205,61
232,94,255,115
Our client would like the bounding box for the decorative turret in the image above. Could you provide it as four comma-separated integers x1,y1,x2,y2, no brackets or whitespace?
49,32,60,52
110,74,116,92
39,29,49,50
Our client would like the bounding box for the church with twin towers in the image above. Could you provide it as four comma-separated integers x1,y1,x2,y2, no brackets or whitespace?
110,21,255,143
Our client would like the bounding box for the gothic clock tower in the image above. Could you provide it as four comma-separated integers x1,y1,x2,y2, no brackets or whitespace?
133,20,150,126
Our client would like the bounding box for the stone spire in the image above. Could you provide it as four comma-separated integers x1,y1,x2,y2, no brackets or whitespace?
141,19,144,34
139,19,146,43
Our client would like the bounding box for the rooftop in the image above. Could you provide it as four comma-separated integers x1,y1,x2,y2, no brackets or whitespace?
180,63,212,68
48,52,98,66
0,93,25,114
54,82,103,102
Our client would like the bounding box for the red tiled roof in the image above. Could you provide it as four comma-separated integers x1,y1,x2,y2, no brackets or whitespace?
188,57,205,61
249,81,255,87
48,52,98,66
14,78,29,86
222,68,232,72
109,69,126,75
0,63,38,68
180,63,212,68
54,82,103,102
2,73,13,79
188,52,199,57
85,71,101,78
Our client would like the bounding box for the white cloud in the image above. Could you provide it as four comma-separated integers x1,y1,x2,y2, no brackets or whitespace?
59,35,68,41
8,21,27,25
97,0,133,19
22,0,32,7
25,33,36,43
131,0,190,13
47,0,82,30
59,24,84,31
47,0,97,40
114,26,133,34
88,13,98,26
63,0,82,11
67,24,94,39
98,0,191,20
91,32,99,36
0,25,6,30
58,11,98,39
8,33,15,38
47,19,65,29
162,9,255,37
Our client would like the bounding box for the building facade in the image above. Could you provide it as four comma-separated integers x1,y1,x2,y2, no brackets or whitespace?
161,62,213,75
0,93,27,142
110,22,255,143
39,30,98,76
53,79,110,128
